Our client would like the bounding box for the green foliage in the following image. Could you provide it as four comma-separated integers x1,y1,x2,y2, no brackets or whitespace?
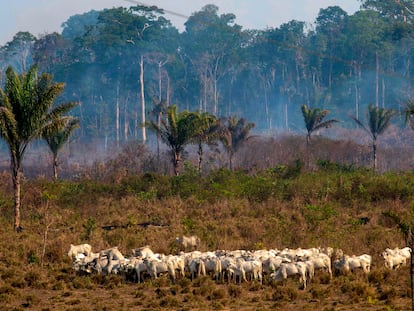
29,166,414,208
120,173,171,199
27,253,39,265
301,104,338,143
82,217,96,240
316,159,356,173
242,176,275,202
181,216,195,231
268,160,304,179
304,204,338,222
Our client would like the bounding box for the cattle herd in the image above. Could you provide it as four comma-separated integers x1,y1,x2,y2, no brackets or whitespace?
67,236,412,289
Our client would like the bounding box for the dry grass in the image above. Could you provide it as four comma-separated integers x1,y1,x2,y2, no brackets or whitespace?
0,172,412,310
1,132,414,310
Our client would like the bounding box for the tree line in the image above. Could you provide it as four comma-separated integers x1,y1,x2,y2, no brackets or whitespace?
1,0,414,146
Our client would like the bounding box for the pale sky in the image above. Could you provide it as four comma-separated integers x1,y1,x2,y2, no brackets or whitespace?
0,0,361,45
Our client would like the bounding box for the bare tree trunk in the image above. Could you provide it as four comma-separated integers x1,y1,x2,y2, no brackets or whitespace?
373,137,377,172
354,63,360,120
12,158,22,232
158,62,162,102
229,150,234,171
375,52,379,108
53,154,58,181
173,151,180,176
166,73,171,106
140,55,146,143
198,143,203,174
156,112,161,163
116,84,120,148
263,78,270,130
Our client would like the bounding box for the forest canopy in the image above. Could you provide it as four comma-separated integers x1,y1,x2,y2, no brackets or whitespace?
1,1,414,146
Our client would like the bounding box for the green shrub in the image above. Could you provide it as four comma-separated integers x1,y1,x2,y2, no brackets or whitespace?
316,159,356,173
82,217,96,240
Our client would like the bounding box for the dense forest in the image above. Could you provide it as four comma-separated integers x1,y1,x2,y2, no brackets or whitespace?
2,0,414,161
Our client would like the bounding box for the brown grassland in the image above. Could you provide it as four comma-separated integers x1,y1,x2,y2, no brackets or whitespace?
0,133,414,310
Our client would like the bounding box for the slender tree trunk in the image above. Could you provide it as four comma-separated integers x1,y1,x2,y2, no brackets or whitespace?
229,151,234,171
166,73,171,106
140,55,146,143
116,84,120,148
263,78,270,130
285,96,290,131
198,143,203,174
173,151,180,176
172,151,181,176
12,157,22,232
354,63,360,120
124,92,129,141
375,52,379,108
156,112,161,163
53,154,58,181
373,137,377,172
158,62,162,102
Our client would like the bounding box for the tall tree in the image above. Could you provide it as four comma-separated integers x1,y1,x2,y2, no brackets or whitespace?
42,116,79,180
301,104,338,145
219,116,255,170
182,4,243,115
345,10,390,116
148,105,196,175
315,6,348,89
350,103,395,171
2,31,36,73
0,65,78,231
360,0,414,23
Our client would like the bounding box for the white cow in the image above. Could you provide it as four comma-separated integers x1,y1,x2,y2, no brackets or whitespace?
262,256,290,274
227,258,248,284
234,258,263,283
68,243,92,259
132,245,155,259
144,257,177,283
99,247,125,261
270,262,308,289
334,254,372,274
303,253,332,279
382,247,411,270
134,258,149,283
175,235,201,251
201,255,222,281
187,257,206,280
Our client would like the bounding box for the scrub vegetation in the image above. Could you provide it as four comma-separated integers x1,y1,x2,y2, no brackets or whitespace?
0,139,413,310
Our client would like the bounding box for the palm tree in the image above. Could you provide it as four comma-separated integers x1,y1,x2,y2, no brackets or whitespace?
220,116,255,170
190,111,220,174
301,104,338,145
350,103,395,172
0,65,78,231
148,105,196,176
42,116,79,180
